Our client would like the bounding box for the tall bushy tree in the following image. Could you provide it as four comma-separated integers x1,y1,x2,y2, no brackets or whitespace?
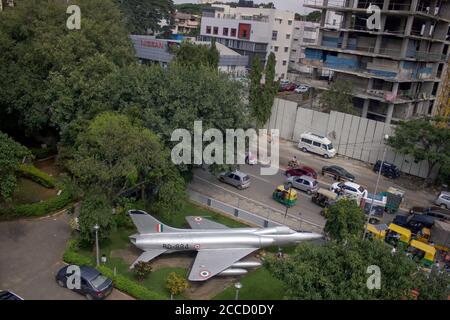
67,112,186,211
261,52,278,127
249,56,264,127
115,0,175,34
173,41,219,69
387,116,450,184
266,239,422,300
320,80,357,115
324,199,366,242
0,0,135,137
0,132,31,201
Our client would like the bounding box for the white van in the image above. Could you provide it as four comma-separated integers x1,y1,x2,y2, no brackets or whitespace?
298,132,336,158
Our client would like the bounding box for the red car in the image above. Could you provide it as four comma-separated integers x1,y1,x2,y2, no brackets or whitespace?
285,166,317,179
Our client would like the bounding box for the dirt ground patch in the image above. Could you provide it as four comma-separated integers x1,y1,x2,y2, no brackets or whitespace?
34,157,62,178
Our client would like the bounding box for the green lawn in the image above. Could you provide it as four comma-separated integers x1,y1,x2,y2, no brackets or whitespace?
156,201,249,228
213,267,286,300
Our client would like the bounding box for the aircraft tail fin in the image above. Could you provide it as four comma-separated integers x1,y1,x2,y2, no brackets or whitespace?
128,210,179,234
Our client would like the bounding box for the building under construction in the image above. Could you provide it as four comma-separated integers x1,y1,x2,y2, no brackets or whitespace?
301,0,450,123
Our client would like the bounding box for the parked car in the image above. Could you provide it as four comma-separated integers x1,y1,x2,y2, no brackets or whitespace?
279,82,297,92
409,206,450,222
393,214,435,234
286,175,319,194
294,85,309,93
298,132,336,158
56,265,113,300
285,165,317,179
0,290,23,300
330,181,368,198
373,160,400,179
321,165,355,182
435,191,450,209
218,170,251,189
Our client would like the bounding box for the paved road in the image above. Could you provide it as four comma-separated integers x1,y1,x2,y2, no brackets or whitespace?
0,213,133,300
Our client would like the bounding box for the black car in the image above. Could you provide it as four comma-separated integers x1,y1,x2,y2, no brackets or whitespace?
56,265,113,300
321,165,355,182
373,160,400,179
0,290,23,300
409,206,450,222
393,214,435,234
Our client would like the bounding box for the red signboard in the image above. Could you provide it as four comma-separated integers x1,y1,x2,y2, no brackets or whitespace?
140,39,164,49
238,23,251,40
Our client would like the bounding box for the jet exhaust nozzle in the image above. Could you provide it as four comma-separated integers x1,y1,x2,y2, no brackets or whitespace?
231,261,262,268
218,268,248,276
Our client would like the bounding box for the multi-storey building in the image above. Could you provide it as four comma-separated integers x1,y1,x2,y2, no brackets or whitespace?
199,4,296,79
129,35,249,77
289,20,321,75
301,0,450,123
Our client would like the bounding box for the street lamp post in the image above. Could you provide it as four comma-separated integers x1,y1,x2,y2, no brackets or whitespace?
234,282,242,300
94,224,100,267
363,134,389,240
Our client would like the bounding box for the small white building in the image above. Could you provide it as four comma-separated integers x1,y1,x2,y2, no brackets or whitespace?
199,4,296,79
129,35,248,77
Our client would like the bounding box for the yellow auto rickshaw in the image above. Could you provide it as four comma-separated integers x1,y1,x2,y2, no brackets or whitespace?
407,240,436,268
311,188,338,208
365,223,388,240
385,223,411,249
273,185,297,207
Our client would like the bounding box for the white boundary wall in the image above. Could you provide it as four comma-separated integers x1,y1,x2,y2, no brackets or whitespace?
267,98,434,179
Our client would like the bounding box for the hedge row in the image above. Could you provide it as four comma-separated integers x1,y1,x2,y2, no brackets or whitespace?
18,164,55,188
30,147,55,160
12,189,72,217
63,240,166,300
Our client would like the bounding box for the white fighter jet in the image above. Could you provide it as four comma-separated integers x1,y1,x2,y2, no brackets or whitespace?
128,210,322,281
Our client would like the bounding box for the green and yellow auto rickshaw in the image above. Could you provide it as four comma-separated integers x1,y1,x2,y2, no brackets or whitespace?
365,223,388,240
273,185,297,207
385,223,411,250
407,240,436,268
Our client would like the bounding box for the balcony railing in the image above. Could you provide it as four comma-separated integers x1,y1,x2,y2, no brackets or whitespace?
219,14,269,23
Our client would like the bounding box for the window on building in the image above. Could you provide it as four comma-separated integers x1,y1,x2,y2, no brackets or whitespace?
272,30,278,40
286,34,291,39
206,26,212,34
333,19,336,25
288,20,293,25
283,60,287,66
292,49,297,52
303,38,316,43
293,38,299,41
281,73,285,78
290,60,295,63
274,46,279,52
284,47,289,52
231,28,237,37
213,27,218,35
295,27,300,31
304,27,316,32
223,27,229,36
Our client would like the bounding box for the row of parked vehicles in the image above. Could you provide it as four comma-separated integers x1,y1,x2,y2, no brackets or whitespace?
279,80,310,93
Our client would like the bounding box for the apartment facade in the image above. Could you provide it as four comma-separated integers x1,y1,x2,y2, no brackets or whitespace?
301,0,450,123
289,20,321,75
129,35,248,77
199,5,296,79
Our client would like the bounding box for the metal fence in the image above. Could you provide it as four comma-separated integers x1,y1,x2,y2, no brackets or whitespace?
188,188,325,234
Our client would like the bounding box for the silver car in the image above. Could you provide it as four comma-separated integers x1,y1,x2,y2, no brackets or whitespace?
435,191,450,209
286,175,318,195
219,171,251,190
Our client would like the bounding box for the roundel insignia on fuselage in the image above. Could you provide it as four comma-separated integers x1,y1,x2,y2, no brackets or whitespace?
194,244,201,250
194,216,203,222
199,270,210,278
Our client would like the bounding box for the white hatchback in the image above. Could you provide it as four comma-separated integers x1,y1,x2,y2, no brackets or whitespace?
330,181,368,198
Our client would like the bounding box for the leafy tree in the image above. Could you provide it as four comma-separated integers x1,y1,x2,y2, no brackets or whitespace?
175,3,209,15
115,0,175,34
0,132,31,201
172,40,219,69
323,199,366,242
78,193,115,245
249,56,264,127
387,117,450,184
67,112,186,211
306,11,322,22
261,52,278,127
265,238,420,299
166,272,188,300
319,80,357,115
0,0,135,137
133,261,153,281
414,269,450,300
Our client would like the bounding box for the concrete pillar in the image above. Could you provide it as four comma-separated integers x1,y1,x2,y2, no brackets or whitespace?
374,35,382,54
312,68,319,80
386,103,394,124
382,0,390,10
362,99,370,118
392,82,399,95
400,38,409,57
342,31,349,49
410,0,418,12
404,16,414,36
